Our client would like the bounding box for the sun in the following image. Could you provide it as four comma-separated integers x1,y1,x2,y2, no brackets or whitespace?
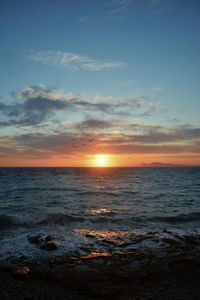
95,155,107,167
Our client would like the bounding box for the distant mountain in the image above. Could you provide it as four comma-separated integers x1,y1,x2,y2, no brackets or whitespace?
139,162,185,167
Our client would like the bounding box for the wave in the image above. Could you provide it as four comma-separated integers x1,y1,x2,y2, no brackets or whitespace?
1,210,200,231
122,191,139,195
0,212,121,230
39,213,84,225
77,191,119,197
91,217,118,223
4,187,80,193
0,215,13,230
0,213,85,230
150,212,200,224
0,214,39,230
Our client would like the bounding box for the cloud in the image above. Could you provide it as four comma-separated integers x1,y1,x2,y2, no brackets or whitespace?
0,133,102,159
110,0,132,13
1,123,200,160
15,85,61,101
69,95,147,114
141,103,157,116
0,86,70,126
29,50,123,71
152,87,163,92
110,0,160,14
0,86,156,128
71,119,113,130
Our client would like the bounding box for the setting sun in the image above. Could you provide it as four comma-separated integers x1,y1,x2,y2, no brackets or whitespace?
95,155,107,167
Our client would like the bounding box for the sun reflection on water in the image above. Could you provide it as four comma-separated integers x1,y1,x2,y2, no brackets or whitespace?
85,208,112,215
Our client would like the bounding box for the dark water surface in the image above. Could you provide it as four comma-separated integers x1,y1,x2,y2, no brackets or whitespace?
0,167,200,260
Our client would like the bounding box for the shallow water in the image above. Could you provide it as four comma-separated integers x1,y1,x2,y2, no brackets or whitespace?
0,167,200,259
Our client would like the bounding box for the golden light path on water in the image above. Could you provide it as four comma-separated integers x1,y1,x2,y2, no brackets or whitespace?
85,208,111,215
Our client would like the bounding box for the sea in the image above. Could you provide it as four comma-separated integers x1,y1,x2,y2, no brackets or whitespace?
0,167,200,261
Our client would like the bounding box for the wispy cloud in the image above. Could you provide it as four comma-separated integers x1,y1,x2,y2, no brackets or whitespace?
110,0,160,14
110,0,132,14
29,50,123,71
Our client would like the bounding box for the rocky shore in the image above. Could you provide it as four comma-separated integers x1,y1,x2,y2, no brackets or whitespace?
0,231,200,299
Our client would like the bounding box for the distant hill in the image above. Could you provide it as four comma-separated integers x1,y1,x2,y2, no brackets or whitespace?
139,162,185,167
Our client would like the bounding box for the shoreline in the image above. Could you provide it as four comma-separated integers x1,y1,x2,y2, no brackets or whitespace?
0,233,200,299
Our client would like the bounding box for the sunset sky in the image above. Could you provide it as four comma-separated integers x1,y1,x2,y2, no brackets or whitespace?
0,0,200,167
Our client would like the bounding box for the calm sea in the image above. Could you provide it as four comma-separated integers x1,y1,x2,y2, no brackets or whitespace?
0,167,200,260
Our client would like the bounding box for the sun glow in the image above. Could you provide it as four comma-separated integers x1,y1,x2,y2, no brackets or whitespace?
85,153,118,167
95,155,107,167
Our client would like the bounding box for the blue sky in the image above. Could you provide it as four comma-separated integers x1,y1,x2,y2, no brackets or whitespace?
0,0,200,166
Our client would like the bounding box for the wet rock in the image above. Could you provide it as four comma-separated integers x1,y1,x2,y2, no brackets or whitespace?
168,256,200,271
28,234,57,251
49,263,76,280
163,228,171,234
14,266,30,277
154,238,160,242
119,242,133,248
78,267,104,283
28,234,43,245
79,246,91,253
172,251,184,257
183,235,200,246
90,258,104,265
119,261,141,280
74,264,89,272
86,233,95,239
162,238,180,246
40,242,57,251
50,256,67,265
47,264,81,289
107,264,120,276
0,262,16,272
30,263,50,278
45,235,55,242
86,282,114,297
124,262,141,273
150,248,167,258
102,239,116,246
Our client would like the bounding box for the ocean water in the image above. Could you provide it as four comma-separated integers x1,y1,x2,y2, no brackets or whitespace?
0,167,200,260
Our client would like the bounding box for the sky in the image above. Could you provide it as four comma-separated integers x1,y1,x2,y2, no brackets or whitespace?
0,0,200,167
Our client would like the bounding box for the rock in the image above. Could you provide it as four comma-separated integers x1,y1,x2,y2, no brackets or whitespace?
0,262,16,272
86,233,95,238
50,256,67,265
90,258,104,265
86,282,114,297
45,235,54,242
119,261,141,280
45,242,57,251
77,267,104,282
14,266,30,276
163,228,171,233
40,242,57,251
47,264,81,289
28,234,43,245
28,234,57,251
30,263,50,278
168,256,200,271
